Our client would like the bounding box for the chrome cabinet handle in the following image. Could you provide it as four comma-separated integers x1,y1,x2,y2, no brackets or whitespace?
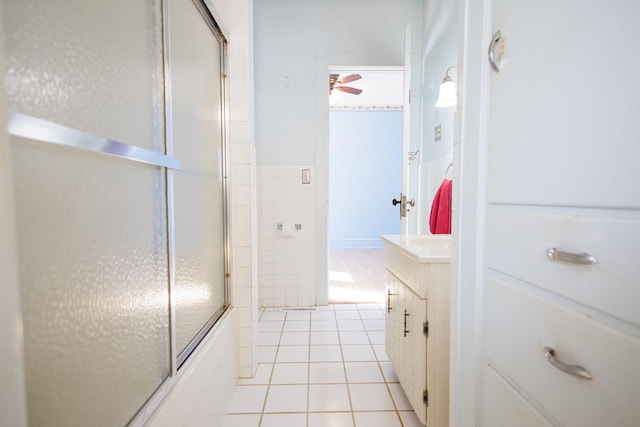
387,290,397,313
546,247,597,265
544,347,593,380
403,309,410,337
488,29,502,72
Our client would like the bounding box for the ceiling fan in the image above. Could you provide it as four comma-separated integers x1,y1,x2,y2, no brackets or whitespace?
329,73,363,96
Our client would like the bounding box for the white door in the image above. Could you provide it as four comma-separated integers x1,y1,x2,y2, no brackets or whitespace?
487,1,640,208
398,25,413,235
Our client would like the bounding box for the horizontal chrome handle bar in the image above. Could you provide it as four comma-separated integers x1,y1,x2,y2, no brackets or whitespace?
546,247,597,265
8,112,180,170
544,347,592,380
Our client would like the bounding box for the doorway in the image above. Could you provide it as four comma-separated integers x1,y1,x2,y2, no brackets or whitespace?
327,68,404,303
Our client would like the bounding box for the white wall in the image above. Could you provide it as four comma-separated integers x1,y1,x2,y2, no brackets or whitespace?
254,0,424,165
254,0,424,306
328,110,402,248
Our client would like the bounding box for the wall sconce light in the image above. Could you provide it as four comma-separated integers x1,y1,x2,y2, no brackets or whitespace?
435,66,457,108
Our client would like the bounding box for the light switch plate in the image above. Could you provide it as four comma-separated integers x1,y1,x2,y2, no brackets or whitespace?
301,168,311,184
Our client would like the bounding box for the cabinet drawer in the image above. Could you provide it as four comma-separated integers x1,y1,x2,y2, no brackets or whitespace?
487,208,640,326
482,366,552,427
485,277,640,427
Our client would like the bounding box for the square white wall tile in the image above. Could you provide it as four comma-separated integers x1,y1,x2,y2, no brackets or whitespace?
258,164,316,308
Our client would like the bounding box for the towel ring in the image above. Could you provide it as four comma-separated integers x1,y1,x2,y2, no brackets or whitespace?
445,163,453,178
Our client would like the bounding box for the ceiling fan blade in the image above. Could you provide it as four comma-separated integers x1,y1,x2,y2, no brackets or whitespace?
337,86,363,95
339,73,362,84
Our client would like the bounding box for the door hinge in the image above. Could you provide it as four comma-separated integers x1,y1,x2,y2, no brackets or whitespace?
423,321,429,336
423,390,429,406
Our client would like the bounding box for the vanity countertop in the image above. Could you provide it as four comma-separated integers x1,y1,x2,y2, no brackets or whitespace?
380,234,452,263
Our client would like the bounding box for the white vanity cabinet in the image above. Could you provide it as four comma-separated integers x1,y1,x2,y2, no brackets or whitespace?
381,235,451,426
479,1,640,424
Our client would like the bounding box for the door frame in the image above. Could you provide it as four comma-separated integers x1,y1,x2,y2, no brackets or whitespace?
453,0,493,424
314,54,421,305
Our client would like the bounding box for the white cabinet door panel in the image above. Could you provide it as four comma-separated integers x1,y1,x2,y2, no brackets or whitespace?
488,1,640,208
482,366,552,427
485,276,640,426
486,207,640,327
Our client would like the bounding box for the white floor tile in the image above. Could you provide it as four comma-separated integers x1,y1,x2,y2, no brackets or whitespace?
335,310,361,320
275,345,309,362
349,384,395,411
358,310,385,320
363,319,385,331
341,345,376,362
285,311,312,321
257,346,278,363
308,384,352,412
238,363,273,385
379,362,399,383
271,362,308,384
339,331,370,345
310,320,338,331
260,311,286,322
366,330,385,345
353,411,402,427
225,385,267,414
311,310,336,321
258,332,281,346
264,384,307,413
357,303,384,311
309,412,354,427
280,331,310,346
399,410,424,427
337,319,365,331
259,321,284,332
372,344,388,362
344,362,384,383
309,362,346,384
388,383,413,411
333,304,358,311
261,413,307,427
283,320,310,332
221,413,261,427
310,345,343,362
310,331,340,345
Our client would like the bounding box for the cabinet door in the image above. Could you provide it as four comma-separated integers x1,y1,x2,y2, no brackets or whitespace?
403,286,428,425
488,1,640,208
385,272,403,378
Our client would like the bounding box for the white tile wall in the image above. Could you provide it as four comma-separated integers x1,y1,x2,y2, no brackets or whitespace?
258,165,316,307
215,0,259,380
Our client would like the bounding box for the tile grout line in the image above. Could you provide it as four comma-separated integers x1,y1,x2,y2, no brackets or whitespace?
336,304,358,426
257,309,284,426
359,304,406,427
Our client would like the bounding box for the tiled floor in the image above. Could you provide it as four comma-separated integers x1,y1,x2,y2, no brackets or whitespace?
328,248,387,303
222,303,423,427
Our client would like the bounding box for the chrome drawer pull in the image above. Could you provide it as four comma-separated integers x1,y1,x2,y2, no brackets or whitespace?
546,247,597,265
544,347,593,380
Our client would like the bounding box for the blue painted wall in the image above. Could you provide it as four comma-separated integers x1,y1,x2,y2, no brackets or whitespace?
329,111,402,248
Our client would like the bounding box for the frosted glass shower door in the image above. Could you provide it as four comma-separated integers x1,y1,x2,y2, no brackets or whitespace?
5,1,170,426
167,0,229,361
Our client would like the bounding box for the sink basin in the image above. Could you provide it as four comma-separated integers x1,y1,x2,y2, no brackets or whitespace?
380,234,452,298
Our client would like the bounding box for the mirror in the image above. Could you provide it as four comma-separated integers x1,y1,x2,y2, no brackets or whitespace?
417,0,459,235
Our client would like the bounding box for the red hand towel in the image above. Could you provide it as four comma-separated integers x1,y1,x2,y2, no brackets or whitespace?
429,178,452,234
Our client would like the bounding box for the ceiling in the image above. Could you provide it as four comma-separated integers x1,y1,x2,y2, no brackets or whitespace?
329,69,404,108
